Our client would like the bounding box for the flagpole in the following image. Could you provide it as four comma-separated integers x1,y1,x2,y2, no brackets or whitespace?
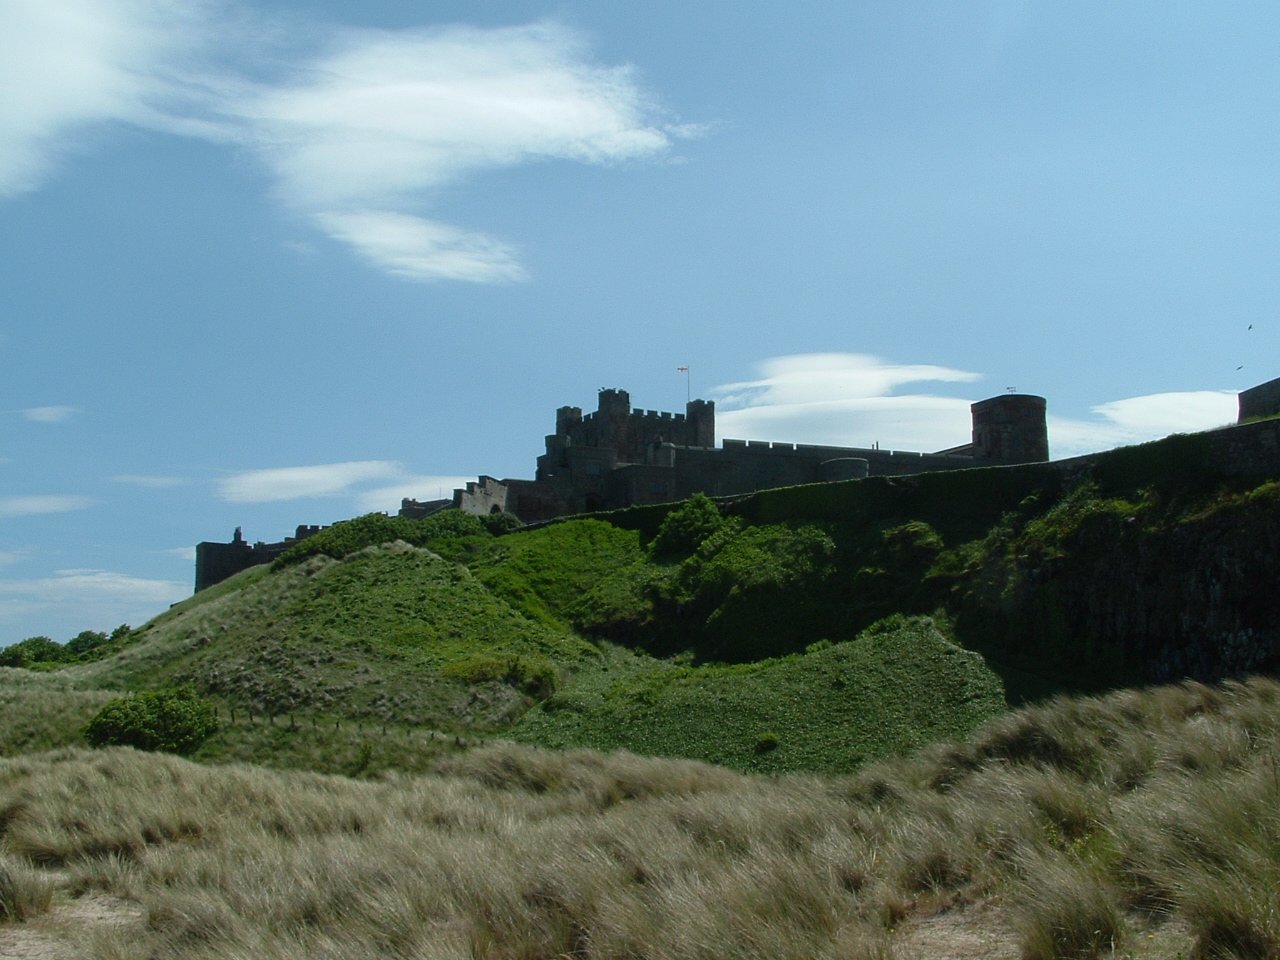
677,365,690,404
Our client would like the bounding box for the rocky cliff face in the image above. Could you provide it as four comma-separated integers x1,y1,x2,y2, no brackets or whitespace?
953,482,1280,686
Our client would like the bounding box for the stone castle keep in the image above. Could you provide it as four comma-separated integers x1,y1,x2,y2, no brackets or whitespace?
197,385,1049,590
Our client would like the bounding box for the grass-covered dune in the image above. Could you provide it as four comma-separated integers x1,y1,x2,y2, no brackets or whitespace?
3,677,1279,959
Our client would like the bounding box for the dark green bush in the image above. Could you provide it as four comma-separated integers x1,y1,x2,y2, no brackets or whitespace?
84,686,218,755
483,511,523,534
0,636,68,668
649,493,728,560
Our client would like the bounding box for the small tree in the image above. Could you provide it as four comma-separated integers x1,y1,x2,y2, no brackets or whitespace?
0,636,67,668
65,629,109,657
85,686,218,755
650,493,726,560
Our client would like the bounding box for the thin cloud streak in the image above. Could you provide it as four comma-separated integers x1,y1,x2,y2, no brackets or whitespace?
110,474,186,488
315,212,526,283
21,405,78,423
0,495,95,519
216,460,404,503
0,569,188,628
355,475,476,513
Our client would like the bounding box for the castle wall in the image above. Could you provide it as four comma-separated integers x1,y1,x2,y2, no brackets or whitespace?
193,525,324,592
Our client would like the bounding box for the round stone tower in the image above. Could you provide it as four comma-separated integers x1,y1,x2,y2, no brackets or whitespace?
970,394,1049,464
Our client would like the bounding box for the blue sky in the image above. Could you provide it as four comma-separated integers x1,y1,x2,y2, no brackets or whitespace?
2,1,1275,644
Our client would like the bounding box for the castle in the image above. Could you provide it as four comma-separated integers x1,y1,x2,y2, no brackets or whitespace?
196,375,1280,593
403,387,1049,522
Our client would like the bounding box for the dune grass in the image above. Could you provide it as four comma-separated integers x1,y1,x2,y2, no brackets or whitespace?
0,677,1277,959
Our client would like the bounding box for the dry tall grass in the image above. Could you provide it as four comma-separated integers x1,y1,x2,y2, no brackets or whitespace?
1,677,1278,959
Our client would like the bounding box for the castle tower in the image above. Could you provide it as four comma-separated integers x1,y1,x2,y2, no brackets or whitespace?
555,405,583,435
971,394,1049,464
1238,376,1280,423
686,398,715,448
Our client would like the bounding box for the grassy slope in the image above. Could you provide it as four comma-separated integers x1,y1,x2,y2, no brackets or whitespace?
514,617,1006,774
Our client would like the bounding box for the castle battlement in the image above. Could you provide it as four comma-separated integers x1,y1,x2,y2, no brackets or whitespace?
463,386,1048,523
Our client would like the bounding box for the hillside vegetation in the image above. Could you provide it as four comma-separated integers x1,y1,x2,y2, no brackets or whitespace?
2,425,1278,779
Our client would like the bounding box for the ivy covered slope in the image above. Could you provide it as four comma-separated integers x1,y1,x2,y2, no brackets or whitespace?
3,423,1278,778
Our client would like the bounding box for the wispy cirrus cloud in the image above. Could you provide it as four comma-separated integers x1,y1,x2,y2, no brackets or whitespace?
0,495,95,519
0,0,214,197
355,475,476,514
217,460,404,503
0,4,686,282
227,21,679,282
315,211,526,284
217,460,473,509
110,473,185,488
21,405,78,423
0,569,188,630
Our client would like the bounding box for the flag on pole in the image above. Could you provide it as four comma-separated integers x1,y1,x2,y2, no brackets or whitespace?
676,366,688,373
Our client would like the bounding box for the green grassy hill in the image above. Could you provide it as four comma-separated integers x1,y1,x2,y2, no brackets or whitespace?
1,425,1278,780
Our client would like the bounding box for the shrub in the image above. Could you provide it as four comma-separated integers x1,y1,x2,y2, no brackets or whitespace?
755,731,780,753
0,636,68,668
85,686,219,755
483,511,523,534
649,493,727,559
64,629,109,657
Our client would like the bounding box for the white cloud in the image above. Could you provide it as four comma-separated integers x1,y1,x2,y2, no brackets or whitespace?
1049,390,1238,459
110,473,185,488
235,23,671,210
163,546,197,562
216,460,405,503
355,475,476,514
0,569,188,629
315,211,526,283
0,7,682,282
21,405,78,423
711,354,982,453
0,496,95,519
230,22,676,282
0,551,23,568
0,0,213,196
